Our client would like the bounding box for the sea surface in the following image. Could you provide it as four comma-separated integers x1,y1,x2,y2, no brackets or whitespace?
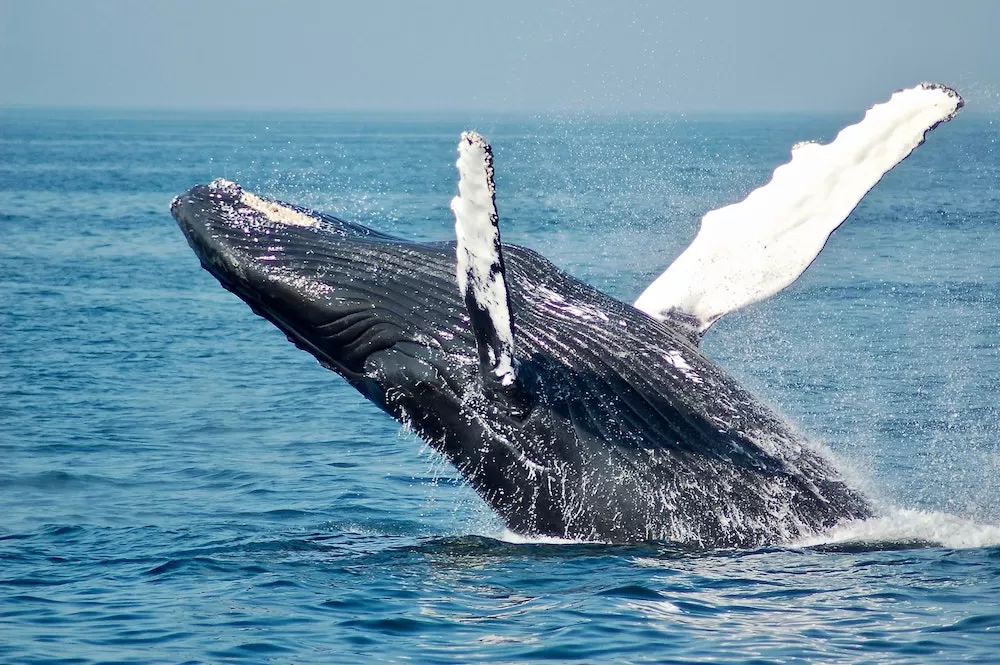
2,107,999,663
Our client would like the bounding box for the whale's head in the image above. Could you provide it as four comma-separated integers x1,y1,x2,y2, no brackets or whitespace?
171,178,480,401
171,180,526,470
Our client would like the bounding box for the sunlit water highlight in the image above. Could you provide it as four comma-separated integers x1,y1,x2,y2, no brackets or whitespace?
2,109,999,663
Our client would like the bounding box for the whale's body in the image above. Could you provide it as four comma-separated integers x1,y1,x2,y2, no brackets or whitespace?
172,182,870,548
171,83,962,547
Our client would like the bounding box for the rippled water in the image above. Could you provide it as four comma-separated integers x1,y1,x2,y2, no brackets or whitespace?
2,109,1000,663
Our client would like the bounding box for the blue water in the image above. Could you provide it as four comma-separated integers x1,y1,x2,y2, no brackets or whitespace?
2,108,1000,663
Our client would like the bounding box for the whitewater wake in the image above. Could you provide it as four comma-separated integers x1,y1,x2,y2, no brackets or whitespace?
499,508,1000,551
792,508,1000,550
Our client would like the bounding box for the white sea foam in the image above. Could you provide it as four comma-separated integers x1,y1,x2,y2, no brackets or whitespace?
794,508,1000,550
500,529,604,545
499,510,1000,551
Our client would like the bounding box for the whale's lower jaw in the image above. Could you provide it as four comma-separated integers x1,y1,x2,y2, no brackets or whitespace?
172,181,873,549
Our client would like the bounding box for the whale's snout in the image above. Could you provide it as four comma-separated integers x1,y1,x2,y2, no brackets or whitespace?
170,179,325,289
171,180,247,285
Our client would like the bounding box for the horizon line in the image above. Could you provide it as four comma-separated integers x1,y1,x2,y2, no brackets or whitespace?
0,103,901,117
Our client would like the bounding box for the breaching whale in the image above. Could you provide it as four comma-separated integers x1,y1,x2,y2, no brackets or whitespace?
172,83,962,548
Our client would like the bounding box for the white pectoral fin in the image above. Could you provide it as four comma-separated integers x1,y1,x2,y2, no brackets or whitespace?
634,83,964,337
451,131,517,386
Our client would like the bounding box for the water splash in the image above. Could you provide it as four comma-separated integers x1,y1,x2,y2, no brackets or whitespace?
499,529,600,545
794,508,1000,550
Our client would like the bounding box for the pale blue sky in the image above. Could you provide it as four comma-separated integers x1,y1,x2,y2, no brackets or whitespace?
2,0,998,112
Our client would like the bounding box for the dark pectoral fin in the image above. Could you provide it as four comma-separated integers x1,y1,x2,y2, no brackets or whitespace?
450,131,517,387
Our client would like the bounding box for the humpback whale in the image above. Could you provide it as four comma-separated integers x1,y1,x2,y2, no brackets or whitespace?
172,83,962,548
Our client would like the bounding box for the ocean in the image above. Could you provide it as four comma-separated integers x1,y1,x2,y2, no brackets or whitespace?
2,107,999,663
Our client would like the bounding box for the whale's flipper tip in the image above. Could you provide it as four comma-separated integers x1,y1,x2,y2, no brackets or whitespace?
891,83,964,133
917,82,964,111
459,130,492,154
451,131,517,387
